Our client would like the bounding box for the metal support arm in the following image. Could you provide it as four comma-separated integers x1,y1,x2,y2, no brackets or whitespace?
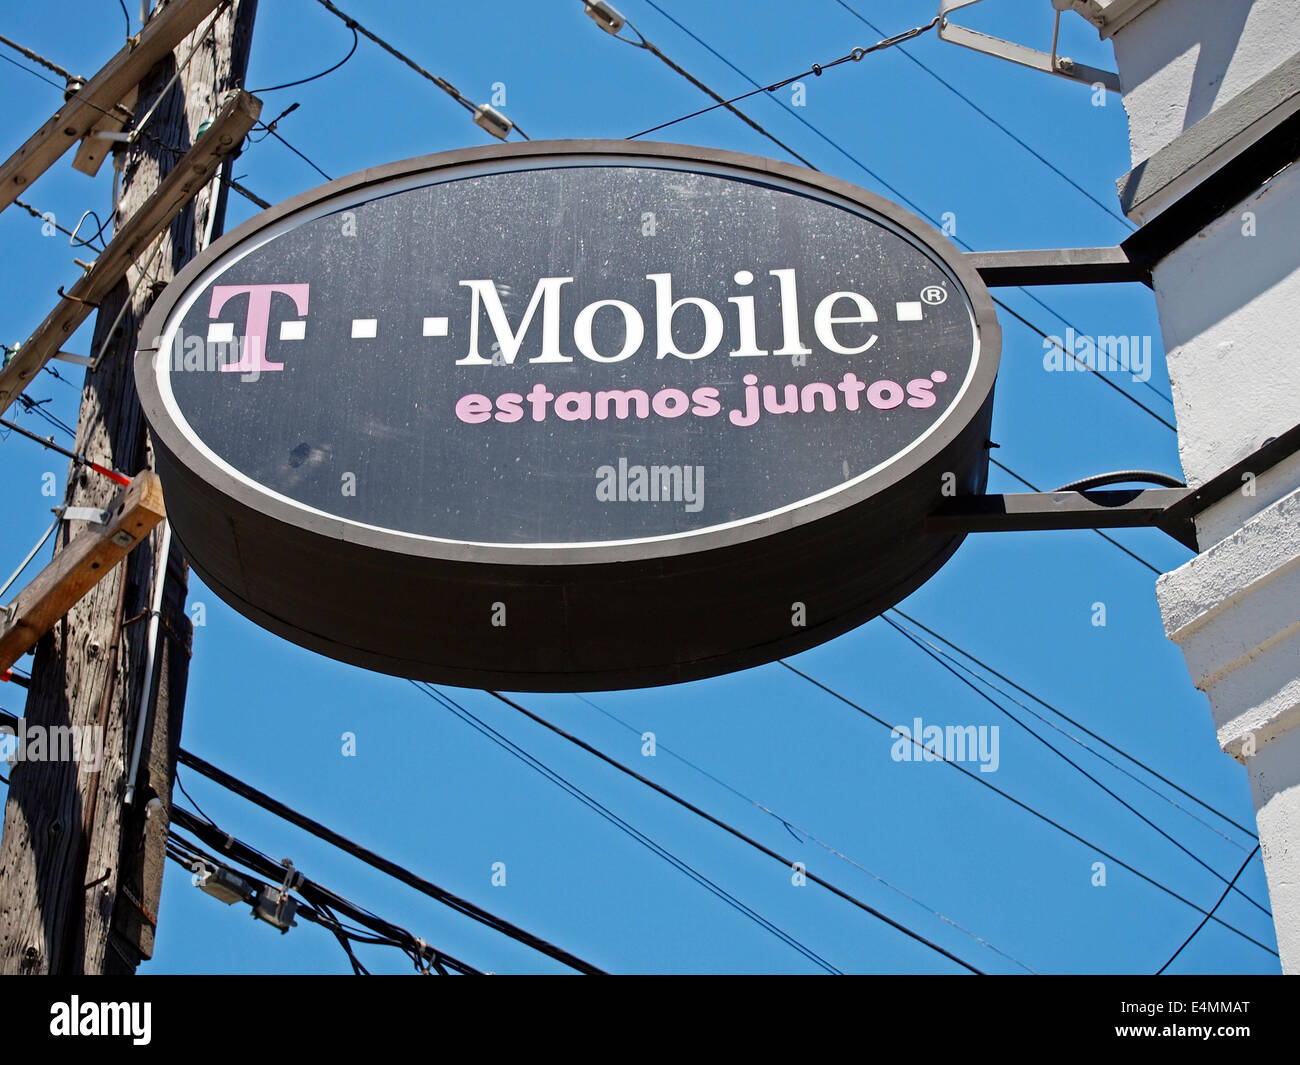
929,423,1300,553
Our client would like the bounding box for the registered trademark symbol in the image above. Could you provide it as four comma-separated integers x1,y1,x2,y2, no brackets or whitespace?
920,285,948,306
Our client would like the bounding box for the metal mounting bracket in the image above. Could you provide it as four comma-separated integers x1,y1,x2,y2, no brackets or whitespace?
928,423,1300,552
967,246,1150,287
938,0,1121,93
61,506,110,526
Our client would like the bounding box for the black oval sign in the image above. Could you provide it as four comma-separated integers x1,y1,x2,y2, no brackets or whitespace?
137,141,1000,690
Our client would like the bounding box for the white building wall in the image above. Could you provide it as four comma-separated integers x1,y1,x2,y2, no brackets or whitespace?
1086,0,1300,970
1111,0,1300,163
1150,162,1300,502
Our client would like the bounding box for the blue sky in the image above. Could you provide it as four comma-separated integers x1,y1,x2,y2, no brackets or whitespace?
0,0,1279,974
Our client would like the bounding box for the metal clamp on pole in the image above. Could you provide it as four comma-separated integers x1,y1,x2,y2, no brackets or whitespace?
60,506,110,526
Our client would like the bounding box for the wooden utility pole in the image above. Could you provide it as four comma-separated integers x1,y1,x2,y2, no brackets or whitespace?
0,0,258,974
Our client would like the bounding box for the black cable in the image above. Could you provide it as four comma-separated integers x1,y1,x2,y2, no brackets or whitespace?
1055,469,1186,492
890,607,1259,841
169,819,481,975
117,0,131,39
174,767,219,829
224,176,271,210
0,51,71,93
175,746,606,974
167,824,481,974
777,659,1277,958
882,616,1271,919
636,6,1173,418
247,101,293,143
12,198,106,250
15,396,77,440
1,412,131,484
993,299,1178,431
0,32,80,82
1156,845,1261,974
258,124,333,181
304,899,372,975
248,25,358,93
69,209,112,252
888,610,1257,846
626,7,940,139
831,0,1135,232
990,457,1164,575
416,681,843,975
144,111,332,190
572,690,1038,973
174,812,500,979
311,0,530,138
42,364,76,389
477,689,986,973
590,6,818,169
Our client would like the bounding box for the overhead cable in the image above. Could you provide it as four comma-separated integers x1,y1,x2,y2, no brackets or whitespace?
777,659,1277,958
478,689,988,973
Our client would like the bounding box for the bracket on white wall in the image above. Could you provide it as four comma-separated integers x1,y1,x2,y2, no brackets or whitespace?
929,423,1300,552
937,0,1121,93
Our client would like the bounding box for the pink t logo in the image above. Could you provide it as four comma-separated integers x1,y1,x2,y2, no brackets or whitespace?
211,283,310,373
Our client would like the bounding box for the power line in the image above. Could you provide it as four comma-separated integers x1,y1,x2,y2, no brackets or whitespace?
311,0,530,138
0,32,80,83
14,393,79,440
0,38,186,160
258,123,332,181
0,11,236,170
827,0,1178,410
626,9,940,140
993,297,1176,430
585,3,818,168
1156,845,1262,974
633,2,1177,427
41,363,77,388
0,516,58,604
477,689,988,973
776,659,1277,958
175,746,606,974
224,175,270,209
167,815,482,975
0,50,73,94
146,115,334,191
2,339,78,394
882,615,1271,918
889,609,1259,842
11,197,107,250
168,824,481,975
416,682,842,974
830,0,1134,231
0,413,130,484
571,691,1038,973
1005,287,1175,408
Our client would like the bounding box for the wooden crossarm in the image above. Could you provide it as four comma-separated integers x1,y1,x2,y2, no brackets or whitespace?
0,472,166,673
0,88,261,417
0,0,225,210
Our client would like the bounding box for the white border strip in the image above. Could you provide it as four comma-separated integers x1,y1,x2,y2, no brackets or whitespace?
154,156,983,550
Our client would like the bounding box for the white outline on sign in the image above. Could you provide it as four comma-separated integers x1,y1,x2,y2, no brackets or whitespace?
154,156,984,551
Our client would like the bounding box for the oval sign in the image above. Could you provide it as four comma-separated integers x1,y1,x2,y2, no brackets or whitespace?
137,141,1000,690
